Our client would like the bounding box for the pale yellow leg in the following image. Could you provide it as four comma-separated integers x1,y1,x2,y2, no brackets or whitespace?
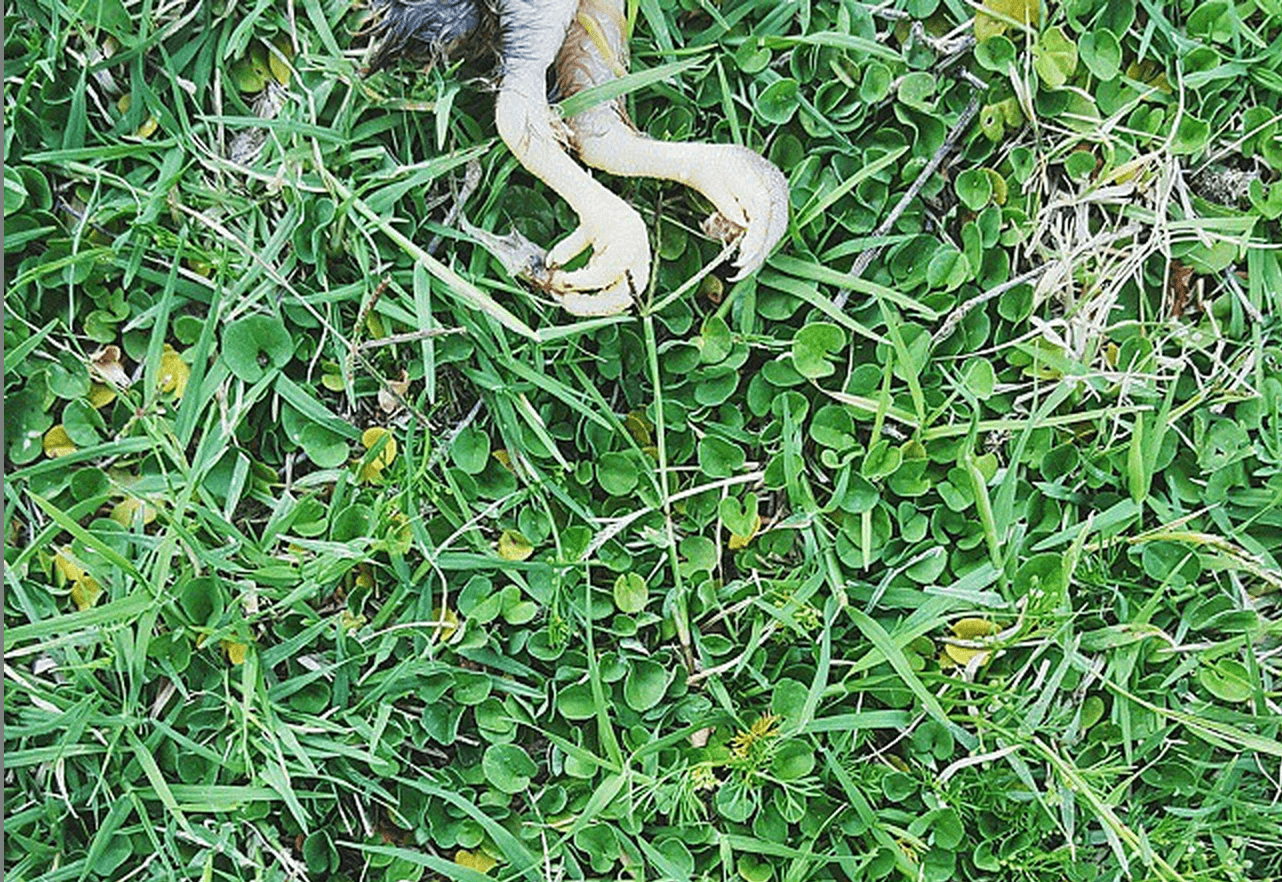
494,0,649,315
557,0,789,280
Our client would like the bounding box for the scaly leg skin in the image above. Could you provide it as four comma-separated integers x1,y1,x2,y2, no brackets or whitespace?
494,0,649,316
556,0,789,280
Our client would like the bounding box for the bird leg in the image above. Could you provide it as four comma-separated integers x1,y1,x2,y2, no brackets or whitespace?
493,0,649,316
556,0,789,280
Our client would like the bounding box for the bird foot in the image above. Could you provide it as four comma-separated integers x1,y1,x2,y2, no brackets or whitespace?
687,144,789,281
458,206,644,317
541,199,649,316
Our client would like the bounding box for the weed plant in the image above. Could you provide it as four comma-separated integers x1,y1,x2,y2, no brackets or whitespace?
4,1,1281,881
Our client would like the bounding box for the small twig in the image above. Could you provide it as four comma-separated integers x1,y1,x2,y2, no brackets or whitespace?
423,397,484,474
427,158,484,256
834,92,983,310
932,264,1048,344
357,325,467,351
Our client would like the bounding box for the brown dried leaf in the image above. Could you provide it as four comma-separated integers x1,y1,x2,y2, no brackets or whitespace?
90,345,130,387
378,370,411,414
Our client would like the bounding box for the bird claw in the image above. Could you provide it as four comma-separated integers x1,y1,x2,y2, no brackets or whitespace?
692,145,790,281
542,202,650,316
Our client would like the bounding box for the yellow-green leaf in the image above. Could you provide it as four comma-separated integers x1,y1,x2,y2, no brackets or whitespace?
158,344,190,398
497,530,534,562
975,0,1040,40
43,425,76,458
455,848,498,874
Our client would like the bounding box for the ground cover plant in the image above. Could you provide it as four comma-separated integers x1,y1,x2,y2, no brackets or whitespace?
4,0,1282,880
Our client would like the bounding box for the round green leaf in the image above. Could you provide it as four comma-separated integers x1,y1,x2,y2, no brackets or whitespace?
975,35,1016,72
735,39,771,74
302,831,337,874
612,572,648,614
860,63,893,102
896,72,936,111
483,743,537,793
598,451,640,495
453,671,492,705
961,357,996,399
955,168,993,211
62,399,105,446
1080,695,1106,730
1172,114,1211,155
738,853,773,882
926,247,971,291
1079,29,1121,80
623,659,669,711
1064,149,1096,181
861,440,901,481
699,315,733,364
574,823,619,872
451,425,490,474
882,771,917,801
756,78,800,125
179,576,226,625
1033,26,1078,88
557,683,597,720
770,740,815,781
1198,659,1253,703
47,351,92,399
4,166,28,216
792,322,846,379
698,436,745,478
719,492,759,538
300,423,348,468
222,314,293,382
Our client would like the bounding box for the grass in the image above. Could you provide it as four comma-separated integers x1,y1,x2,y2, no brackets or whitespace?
4,0,1282,881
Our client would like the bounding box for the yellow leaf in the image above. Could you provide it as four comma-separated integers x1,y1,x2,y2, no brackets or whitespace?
43,425,76,458
53,547,88,585
943,643,990,666
975,0,1039,40
354,563,375,590
944,617,1000,667
358,427,398,482
431,606,460,643
158,344,190,398
497,530,534,562
111,497,157,528
88,382,118,409
322,366,346,392
454,850,497,875
361,428,398,465
492,449,514,472
386,511,413,555
952,617,999,639
222,640,249,665
134,115,159,139
1125,60,1172,94
71,577,104,611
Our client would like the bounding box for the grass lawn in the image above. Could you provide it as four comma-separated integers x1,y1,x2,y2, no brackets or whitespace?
4,0,1281,880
